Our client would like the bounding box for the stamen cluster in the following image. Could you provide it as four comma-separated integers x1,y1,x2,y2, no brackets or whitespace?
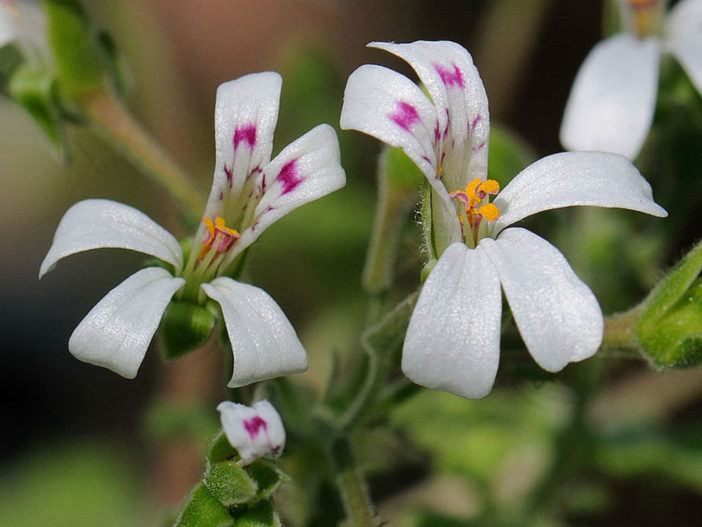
450,177,500,245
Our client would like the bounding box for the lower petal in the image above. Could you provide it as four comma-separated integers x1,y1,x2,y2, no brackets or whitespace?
481,228,603,372
69,267,184,378
402,243,502,399
560,34,661,160
201,277,308,387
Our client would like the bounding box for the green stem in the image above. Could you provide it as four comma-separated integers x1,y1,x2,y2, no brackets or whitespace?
330,435,376,527
80,89,204,221
602,309,641,353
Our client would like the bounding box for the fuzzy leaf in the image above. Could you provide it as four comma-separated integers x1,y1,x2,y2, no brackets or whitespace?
172,482,234,527
203,459,258,508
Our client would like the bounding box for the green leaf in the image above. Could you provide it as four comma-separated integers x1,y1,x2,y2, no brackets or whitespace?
636,240,702,367
172,482,234,527
159,301,216,360
7,62,67,155
203,459,258,508
43,0,104,100
234,500,281,527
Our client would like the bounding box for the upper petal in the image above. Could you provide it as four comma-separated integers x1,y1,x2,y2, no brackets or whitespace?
481,228,603,372
666,0,702,94
560,34,661,160
370,41,490,191
69,267,184,378
223,124,346,264
203,72,282,220
490,151,667,236
40,199,183,278
201,277,308,387
402,243,502,399
340,63,439,180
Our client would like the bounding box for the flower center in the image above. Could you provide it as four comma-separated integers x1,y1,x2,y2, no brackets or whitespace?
198,216,240,262
450,178,500,247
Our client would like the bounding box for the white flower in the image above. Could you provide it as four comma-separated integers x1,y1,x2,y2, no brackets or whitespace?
560,0,702,159
217,400,285,465
40,72,346,386
340,40,667,399
0,0,49,66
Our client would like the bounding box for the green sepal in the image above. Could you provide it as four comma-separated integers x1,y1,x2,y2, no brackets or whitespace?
248,459,287,500
234,500,281,527
43,0,104,101
203,459,258,508
172,482,234,527
636,240,702,367
7,62,67,156
160,301,216,360
207,431,237,463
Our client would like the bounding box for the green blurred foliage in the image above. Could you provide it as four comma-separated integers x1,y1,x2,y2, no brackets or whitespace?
0,441,142,526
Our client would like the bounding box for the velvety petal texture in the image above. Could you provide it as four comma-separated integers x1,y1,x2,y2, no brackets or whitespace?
201,277,308,387
490,152,668,236
217,400,286,465
204,72,282,220
666,0,702,93
225,123,346,263
560,34,661,160
481,229,603,371
40,199,184,277
69,268,185,378
403,243,502,399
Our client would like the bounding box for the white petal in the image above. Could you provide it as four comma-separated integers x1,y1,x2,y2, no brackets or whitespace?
402,243,502,399
69,268,184,378
560,34,661,160
40,199,183,278
203,72,281,219
0,4,19,48
201,277,308,387
217,400,286,464
666,0,702,94
481,228,603,372
340,63,439,180
490,151,667,236
224,124,346,263
370,41,490,190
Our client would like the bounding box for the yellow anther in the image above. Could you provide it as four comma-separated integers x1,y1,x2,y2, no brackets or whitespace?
478,179,500,196
478,203,500,222
199,216,240,261
214,216,239,238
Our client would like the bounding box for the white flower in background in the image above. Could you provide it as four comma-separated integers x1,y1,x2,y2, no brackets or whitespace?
341,40,667,399
0,0,49,66
40,72,346,386
560,0,702,160
217,400,285,465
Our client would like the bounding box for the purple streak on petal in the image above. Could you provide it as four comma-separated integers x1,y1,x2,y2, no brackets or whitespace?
277,159,303,195
471,115,482,130
244,416,267,439
472,142,485,152
233,124,257,150
434,63,466,89
433,121,441,145
224,165,233,187
218,191,224,200
389,101,420,131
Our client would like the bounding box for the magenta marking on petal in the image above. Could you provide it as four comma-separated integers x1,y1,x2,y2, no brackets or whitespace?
277,159,303,195
433,121,441,145
234,124,257,150
243,416,267,439
218,191,224,200
471,115,482,130
434,62,466,89
472,142,485,152
389,101,420,131
224,165,233,187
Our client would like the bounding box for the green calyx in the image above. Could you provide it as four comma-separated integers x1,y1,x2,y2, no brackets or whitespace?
159,300,216,360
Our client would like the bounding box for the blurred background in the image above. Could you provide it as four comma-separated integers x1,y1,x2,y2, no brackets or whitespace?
1,1,700,525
